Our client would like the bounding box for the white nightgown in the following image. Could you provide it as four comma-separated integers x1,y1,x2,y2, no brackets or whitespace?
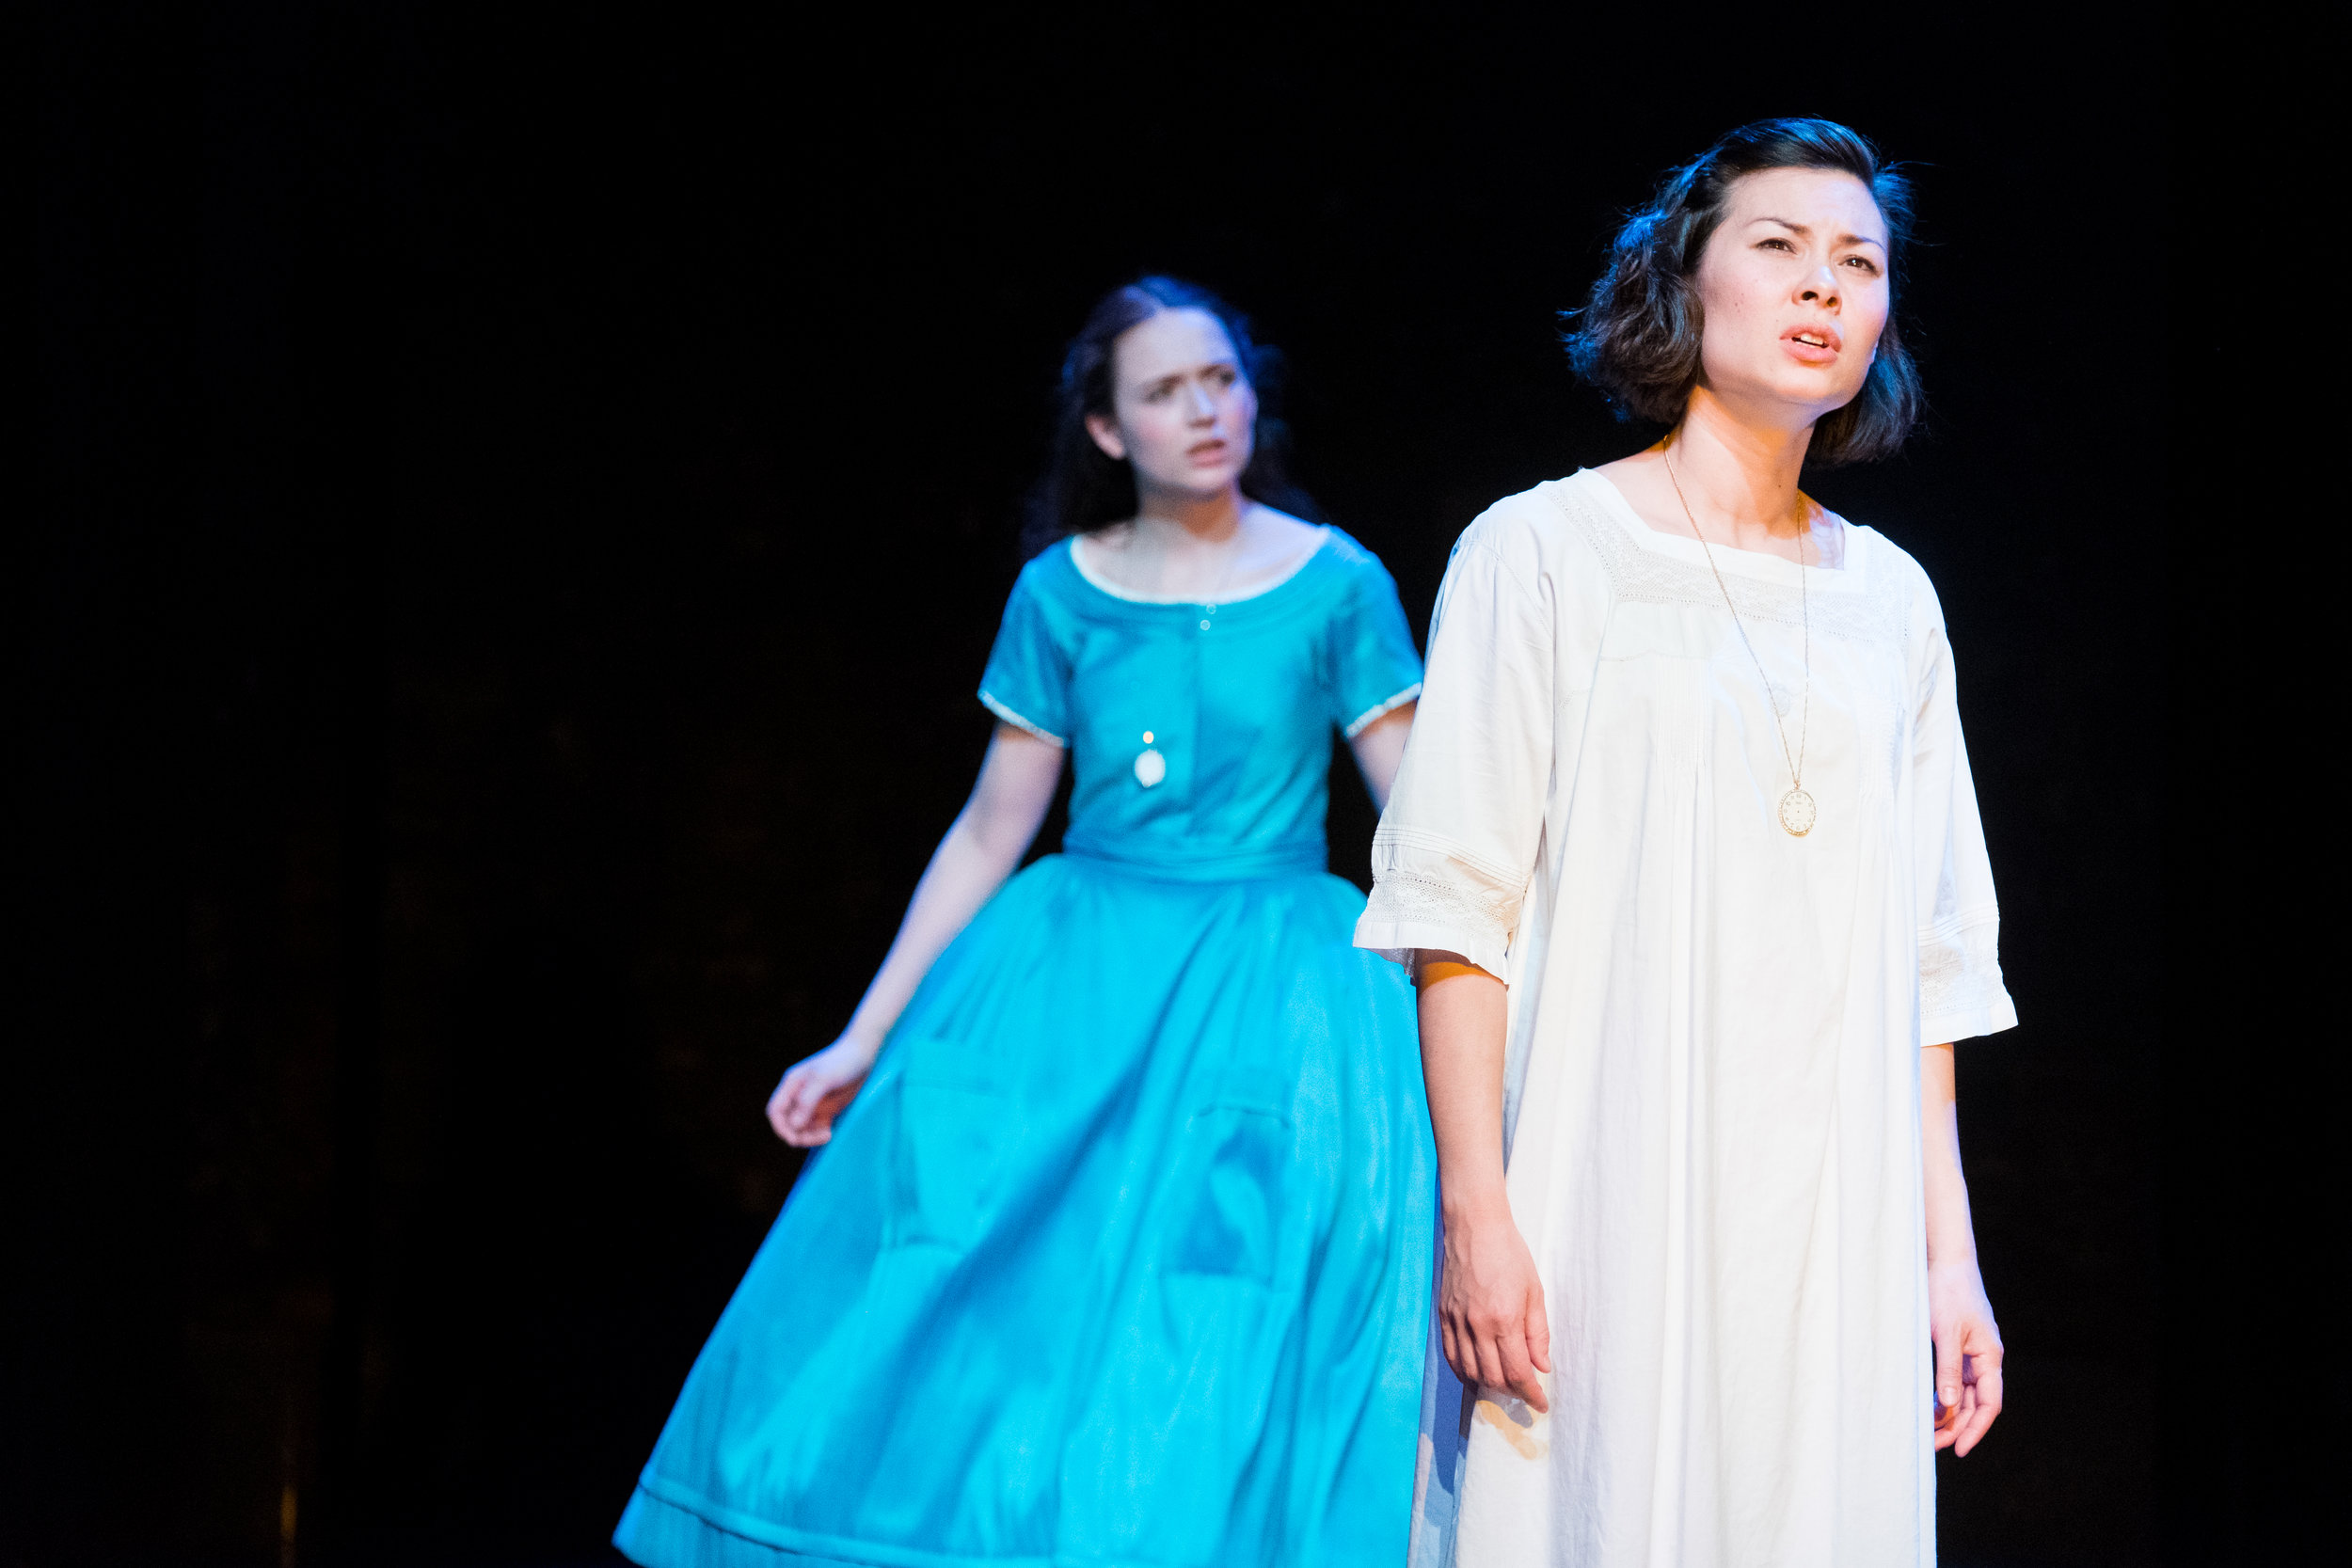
1357,469,2015,1568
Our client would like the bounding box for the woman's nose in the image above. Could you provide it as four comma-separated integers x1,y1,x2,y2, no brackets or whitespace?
1797,266,1842,309
1184,381,1216,420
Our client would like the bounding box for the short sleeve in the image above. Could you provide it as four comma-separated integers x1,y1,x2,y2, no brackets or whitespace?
1326,539,1424,737
1355,515,1556,976
1911,591,2017,1045
977,563,1070,746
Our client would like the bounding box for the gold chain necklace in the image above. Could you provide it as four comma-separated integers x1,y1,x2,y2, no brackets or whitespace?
1662,450,1817,837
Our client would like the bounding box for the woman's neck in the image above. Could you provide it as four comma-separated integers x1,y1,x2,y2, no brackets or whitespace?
1664,388,1816,545
1128,479,1248,548
1082,481,1327,602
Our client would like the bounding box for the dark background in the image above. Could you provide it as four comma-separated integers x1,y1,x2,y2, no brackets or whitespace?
22,4,2244,1565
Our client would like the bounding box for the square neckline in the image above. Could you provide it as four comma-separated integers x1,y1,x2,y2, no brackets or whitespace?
1576,468,1871,593
1067,525,1335,608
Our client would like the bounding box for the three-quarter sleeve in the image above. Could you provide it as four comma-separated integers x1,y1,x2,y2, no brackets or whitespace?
1326,544,1424,738
977,565,1070,746
1355,520,1556,977
1910,594,2018,1045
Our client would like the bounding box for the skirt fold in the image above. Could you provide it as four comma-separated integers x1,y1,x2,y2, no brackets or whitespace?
619,855,1433,1568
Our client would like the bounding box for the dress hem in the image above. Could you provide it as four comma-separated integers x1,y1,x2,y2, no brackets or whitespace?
1343,681,1423,738
624,1478,1082,1568
1352,918,1510,981
1920,994,2020,1047
977,689,1066,747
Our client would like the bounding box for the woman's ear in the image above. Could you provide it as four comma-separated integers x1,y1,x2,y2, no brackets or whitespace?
1084,412,1127,462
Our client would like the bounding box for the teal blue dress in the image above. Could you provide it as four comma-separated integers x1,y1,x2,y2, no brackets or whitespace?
616,530,1436,1568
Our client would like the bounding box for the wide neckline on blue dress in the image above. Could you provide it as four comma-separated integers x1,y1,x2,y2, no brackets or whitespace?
1061,528,1338,617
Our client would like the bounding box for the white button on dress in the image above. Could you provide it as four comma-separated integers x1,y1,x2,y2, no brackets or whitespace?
1134,730,1165,787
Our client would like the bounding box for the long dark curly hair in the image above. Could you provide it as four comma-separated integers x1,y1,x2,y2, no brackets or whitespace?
1021,277,1326,559
1564,118,1923,467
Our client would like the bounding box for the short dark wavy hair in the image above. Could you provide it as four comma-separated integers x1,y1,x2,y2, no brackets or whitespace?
1021,276,1324,559
1565,118,1922,467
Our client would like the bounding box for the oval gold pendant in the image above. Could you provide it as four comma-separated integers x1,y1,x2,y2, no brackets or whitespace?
1779,787,1816,837
1134,748,1166,788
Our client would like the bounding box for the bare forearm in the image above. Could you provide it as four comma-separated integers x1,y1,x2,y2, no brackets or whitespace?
1419,949,1551,1407
1417,952,1512,1221
842,813,1025,1052
1348,703,1415,814
1920,1043,1977,1265
1919,1039,2004,1450
837,728,1061,1058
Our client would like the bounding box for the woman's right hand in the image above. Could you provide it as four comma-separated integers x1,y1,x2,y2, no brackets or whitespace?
766,1036,877,1147
1437,1200,1553,1412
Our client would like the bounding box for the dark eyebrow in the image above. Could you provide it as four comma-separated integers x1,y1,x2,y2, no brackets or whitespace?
1142,360,1237,385
1752,215,1886,250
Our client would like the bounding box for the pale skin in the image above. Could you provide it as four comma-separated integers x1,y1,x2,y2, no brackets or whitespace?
1420,166,2003,1456
769,307,1415,1146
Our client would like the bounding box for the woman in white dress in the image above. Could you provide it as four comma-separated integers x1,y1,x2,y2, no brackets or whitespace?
1357,119,2012,1566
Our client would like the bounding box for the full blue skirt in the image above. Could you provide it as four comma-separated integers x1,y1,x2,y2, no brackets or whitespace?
616,852,1435,1567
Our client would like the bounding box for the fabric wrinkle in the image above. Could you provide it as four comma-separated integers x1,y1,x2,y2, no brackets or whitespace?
1362,469,2014,1568
620,529,1438,1568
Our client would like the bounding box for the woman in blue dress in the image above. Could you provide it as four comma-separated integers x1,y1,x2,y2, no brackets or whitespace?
616,277,1436,1568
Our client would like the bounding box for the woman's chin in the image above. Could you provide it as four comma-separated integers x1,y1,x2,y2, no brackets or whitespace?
1143,466,1245,499
1702,372,1867,430
1776,363,1870,412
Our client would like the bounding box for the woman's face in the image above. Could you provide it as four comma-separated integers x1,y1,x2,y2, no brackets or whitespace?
1086,308,1258,500
1692,166,1891,427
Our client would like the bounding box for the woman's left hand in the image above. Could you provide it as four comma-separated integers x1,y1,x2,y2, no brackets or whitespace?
1928,1258,2004,1455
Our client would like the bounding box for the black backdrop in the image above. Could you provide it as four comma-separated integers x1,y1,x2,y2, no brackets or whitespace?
24,5,2205,1565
